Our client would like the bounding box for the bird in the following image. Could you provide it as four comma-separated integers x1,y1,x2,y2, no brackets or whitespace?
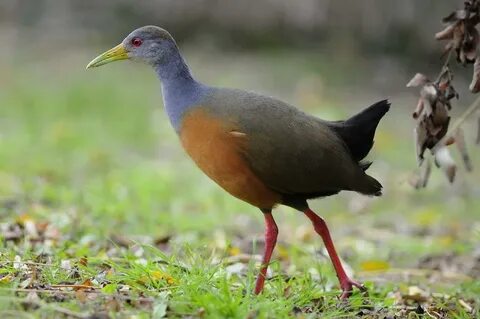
86,26,390,299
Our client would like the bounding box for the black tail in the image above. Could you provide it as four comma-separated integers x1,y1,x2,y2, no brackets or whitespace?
358,174,383,197
329,100,390,163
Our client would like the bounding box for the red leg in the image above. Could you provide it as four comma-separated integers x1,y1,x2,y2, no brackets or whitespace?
254,210,278,295
304,208,365,299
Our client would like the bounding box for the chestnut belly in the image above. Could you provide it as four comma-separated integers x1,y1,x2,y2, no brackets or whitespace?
179,108,280,209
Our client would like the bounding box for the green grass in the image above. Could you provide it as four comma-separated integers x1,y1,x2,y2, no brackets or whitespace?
0,50,479,318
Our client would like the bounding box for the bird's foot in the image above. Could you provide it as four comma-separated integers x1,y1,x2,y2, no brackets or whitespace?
339,278,367,299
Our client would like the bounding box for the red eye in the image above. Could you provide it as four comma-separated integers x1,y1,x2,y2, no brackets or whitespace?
131,38,142,47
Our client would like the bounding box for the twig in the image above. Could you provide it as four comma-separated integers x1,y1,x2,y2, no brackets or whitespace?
476,113,480,144
454,128,473,171
436,48,454,83
49,284,97,290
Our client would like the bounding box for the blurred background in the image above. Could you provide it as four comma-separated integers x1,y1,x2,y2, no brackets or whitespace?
0,0,479,302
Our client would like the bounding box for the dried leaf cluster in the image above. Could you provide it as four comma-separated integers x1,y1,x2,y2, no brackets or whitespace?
408,0,480,188
435,1,480,66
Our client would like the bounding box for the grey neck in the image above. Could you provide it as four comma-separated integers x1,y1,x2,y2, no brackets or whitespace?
153,47,206,132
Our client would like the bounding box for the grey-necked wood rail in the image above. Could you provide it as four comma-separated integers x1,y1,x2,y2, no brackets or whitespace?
87,26,390,299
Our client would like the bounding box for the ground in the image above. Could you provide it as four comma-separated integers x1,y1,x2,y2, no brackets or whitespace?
0,50,479,318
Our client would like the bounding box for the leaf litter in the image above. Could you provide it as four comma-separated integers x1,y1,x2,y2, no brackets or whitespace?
0,210,478,318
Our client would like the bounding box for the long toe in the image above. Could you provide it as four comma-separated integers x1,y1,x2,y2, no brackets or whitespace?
339,278,367,299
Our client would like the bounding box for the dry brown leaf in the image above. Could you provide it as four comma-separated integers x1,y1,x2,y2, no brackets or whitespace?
462,25,479,64
79,257,88,267
413,99,424,119
154,235,171,246
110,234,134,247
407,73,429,88
408,69,456,170
435,23,458,40
433,146,457,183
443,9,469,23
470,58,480,93
414,125,428,164
436,4,480,65
72,279,95,291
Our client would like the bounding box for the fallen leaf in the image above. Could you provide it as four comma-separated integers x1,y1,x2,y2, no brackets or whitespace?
152,292,169,319
23,220,39,238
458,299,473,313
224,253,258,265
16,214,33,226
154,235,171,246
110,234,133,247
13,255,23,269
360,260,390,272
225,262,247,276
139,270,176,286
228,246,242,256
79,257,88,267
0,275,12,284
197,307,206,317
74,279,94,291
405,286,429,302
61,259,72,271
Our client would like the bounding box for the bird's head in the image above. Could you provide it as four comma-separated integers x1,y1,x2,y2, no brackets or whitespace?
86,26,177,69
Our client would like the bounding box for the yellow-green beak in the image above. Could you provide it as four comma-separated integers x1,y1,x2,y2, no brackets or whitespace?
86,44,128,69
